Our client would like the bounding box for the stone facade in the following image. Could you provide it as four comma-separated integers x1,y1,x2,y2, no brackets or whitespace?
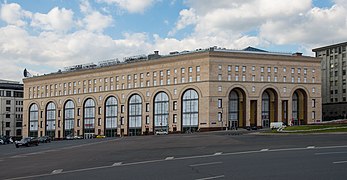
313,42,347,120
22,48,322,138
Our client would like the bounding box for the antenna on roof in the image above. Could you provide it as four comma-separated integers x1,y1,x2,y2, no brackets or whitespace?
23,68,32,77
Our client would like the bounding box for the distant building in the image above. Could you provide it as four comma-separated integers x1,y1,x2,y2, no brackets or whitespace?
0,79,23,137
313,42,347,121
22,47,321,138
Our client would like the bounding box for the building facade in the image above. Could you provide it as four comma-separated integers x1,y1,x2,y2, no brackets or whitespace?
22,47,322,138
0,79,24,137
313,42,347,120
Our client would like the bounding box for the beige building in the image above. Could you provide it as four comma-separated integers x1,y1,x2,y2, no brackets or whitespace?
313,42,347,120
22,47,322,138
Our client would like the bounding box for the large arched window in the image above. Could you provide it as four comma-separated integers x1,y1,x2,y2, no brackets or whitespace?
46,102,56,137
128,94,142,136
84,99,95,138
229,91,239,129
154,92,169,132
105,96,118,137
182,89,199,133
64,100,75,137
262,92,270,127
29,104,39,137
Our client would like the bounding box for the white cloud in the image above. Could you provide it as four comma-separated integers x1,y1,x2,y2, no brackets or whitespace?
168,8,198,36
97,0,154,13
0,3,31,26
82,11,113,32
31,7,74,32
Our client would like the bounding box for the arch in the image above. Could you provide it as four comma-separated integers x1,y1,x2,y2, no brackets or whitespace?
292,88,308,125
83,98,95,139
128,94,142,136
45,102,56,137
29,103,39,137
153,92,169,133
63,100,75,137
181,89,199,133
105,96,118,137
228,87,247,129
178,85,203,100
261,88,278,127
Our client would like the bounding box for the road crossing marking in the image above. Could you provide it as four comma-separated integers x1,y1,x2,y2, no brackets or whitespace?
214,152,223,155
307,146,315,149
112,162,123,166
189,161,223,167
333,160,347,164
195,175,225,180
165,157,174,160
260,149,269,151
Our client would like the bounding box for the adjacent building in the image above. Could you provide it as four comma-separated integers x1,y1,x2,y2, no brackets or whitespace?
22,47,322,138
313,42,347,121
0,79,24,137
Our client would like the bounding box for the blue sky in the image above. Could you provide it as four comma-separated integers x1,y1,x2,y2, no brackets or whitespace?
0,0,347,81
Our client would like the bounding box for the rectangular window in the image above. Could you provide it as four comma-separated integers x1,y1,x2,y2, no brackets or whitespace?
261,75,264,82
267,76,271,82
252,66,255,71
218,74,222,81
98,118,101,126
189,67,193,73
78,119,81,127
235,75,239,81
196,66,200,72
274,76,277,82
268,67,271,73
218,99,222,108
252,75,255,81
173,101,177,110
312,99,316,108
218,112,222,121
274,67,278,73
218,86,222,92
160,71,163,76
146,116,150,124
283,67,286,72
197,75,201,81
6,100,11,105
242,66,246,72
252,86,255,92
121,117,124,125
242,75,246,81
235,66,239,72
291,68,295,73
181,68,185,73
167,70,170,75
283,76,286,82
298,68,301,74
218,65,222,70
121,105,125,113
181,77,185,83
261,67,264,73
173,114,177,123
283,87,287,93
146,103,150,112
312,111,316,119
189,76,193,82
291,77,295,83
228,65,231,72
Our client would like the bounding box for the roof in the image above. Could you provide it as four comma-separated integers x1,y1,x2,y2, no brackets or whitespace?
312,41,347,52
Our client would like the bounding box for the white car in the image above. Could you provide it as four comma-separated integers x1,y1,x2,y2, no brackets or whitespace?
155,130,168,135
0,139,4,145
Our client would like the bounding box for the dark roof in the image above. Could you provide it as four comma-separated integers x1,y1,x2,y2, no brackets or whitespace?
312,42,347,52
242,46,268,52
0,83,23,90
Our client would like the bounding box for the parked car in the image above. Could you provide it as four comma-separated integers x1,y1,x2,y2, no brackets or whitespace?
0,139,4,145
74,135,83,140
0,136,13,144
155,130,168,135
15,137,39,148
66,134,74,140
38,136,52,143
96,135,106,138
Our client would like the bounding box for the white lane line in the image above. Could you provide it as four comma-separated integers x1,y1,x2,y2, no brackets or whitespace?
333,160,347,164
189,161,223,167
9,155,26,158
112,162,122,166
214,152,223,155
51,169,63,174
165,156,174,160
315,151,347,155
260,149,269,152
307,146,315,149
195,175,225,180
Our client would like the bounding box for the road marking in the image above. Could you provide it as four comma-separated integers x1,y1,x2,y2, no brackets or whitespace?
195,175,225,180
307,146,315,149
260,149,269,152
333,160,347,164
51,169,63,174
5,144,347,180
165,157,174,160
112,162,122,166
9,155,26,158
315,151,347,155
214,152,223,155
189,161,223,167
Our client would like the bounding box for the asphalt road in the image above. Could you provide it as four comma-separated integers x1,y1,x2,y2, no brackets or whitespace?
1,131,347,180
